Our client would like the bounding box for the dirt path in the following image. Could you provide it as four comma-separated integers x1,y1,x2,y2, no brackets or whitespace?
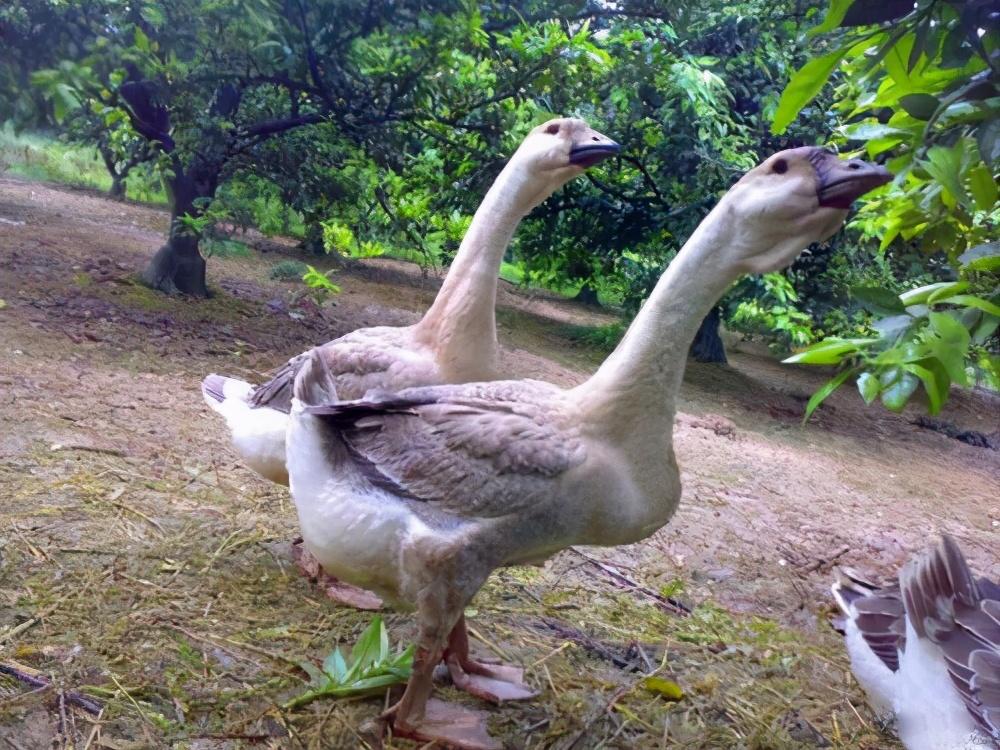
0,176,996,749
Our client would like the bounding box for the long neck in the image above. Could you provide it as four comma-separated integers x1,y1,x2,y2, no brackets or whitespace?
416,162,542,377
576,200,744,428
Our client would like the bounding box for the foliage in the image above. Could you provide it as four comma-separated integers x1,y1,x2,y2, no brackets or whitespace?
788,242,1000,420
301,265,341,297
775,0,999,416
270,260,309,281
284,616,414,709
729,273,816,352
0,123,164,200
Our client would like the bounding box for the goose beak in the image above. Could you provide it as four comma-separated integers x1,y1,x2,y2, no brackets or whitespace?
569,128,620,168
815,153,893,209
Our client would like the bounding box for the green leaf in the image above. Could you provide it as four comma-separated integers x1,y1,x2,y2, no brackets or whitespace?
807,0,857,38
942,295,1000,319
851,285,906,315
803,367,857,422
922,144,969,208
873,314,915,342
783,338,875,365
771,46,850,135
134,26,150,52
879,369,918,411
349,617,385,674
856,371,880,405
925,311,971,386
840,122,912,141
642,677,684,701
967,163,998,212
52,83,81,123
285,617,413,709
323,648,348,681
958,241,1000,270
902,363,941,414
899,281,963,306
898,93,940,120
927,281,969,304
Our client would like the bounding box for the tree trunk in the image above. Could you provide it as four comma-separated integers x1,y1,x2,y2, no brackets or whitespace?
109,175,126,200
689,306,728,364
573,282,602,307
140,168,211,296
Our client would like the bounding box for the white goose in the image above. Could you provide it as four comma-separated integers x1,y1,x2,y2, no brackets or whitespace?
833,535,999,750
285,147,892,749
202,117,620,487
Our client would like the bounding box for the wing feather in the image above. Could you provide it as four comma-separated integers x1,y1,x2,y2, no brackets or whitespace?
305,380,586,519
899,535,1000,737
250,328,434,412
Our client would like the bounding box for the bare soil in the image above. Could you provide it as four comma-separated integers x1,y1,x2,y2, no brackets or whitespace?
0,176,997,750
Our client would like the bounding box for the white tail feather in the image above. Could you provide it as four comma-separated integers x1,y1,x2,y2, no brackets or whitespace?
202,375,289,485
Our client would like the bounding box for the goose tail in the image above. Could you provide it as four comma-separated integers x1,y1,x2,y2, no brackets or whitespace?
201,373,289,485
292,348,340,408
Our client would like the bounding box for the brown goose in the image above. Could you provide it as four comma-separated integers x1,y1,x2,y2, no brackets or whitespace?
285,147,892,748
833,535,999,750
202,117,619,487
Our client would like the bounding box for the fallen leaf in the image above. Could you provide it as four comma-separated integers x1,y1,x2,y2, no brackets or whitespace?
642,676,684,701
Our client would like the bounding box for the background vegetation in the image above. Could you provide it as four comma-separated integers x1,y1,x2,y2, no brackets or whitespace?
1,0,996,414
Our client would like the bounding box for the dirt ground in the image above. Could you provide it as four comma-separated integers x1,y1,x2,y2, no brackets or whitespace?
0,176,997,750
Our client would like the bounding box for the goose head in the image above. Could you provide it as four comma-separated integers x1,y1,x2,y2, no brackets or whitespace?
503,117,619,208
717,147,892,275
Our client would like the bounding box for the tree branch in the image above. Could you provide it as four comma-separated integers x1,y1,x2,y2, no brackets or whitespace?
239,112,327,139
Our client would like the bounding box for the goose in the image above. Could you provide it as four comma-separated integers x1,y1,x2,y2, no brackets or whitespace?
832,535,999,750
284,147,892,749
202,117,620,488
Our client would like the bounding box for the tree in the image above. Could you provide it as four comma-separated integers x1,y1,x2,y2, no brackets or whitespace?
18,0,608,295
773,0,999,417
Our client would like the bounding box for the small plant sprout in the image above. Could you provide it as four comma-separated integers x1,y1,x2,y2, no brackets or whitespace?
284,616,414,709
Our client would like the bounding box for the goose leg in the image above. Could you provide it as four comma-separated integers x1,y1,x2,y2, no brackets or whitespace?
382,572,500,750
291,539,383,610
444,615,538,703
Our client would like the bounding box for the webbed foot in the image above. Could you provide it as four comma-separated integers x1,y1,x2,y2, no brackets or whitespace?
291,539,383,610
446,656,538,703
385,697,500,750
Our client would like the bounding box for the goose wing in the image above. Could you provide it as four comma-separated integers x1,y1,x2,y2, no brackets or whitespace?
832,568,906,672
251,327,433,412
305,379,586,519
900,534,1000,737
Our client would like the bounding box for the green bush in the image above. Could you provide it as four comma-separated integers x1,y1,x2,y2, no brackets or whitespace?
270,260,309,281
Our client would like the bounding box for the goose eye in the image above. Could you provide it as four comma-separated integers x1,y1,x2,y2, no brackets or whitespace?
772,159,788,175
545,122,561,135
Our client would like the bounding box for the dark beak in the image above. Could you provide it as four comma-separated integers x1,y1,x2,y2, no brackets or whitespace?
815,152,893,209
569,128,620,168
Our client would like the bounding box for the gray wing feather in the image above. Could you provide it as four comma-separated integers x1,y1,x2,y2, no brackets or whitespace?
832,568,906,672
307,380,585,519
900,534,1000,737
250,328,431,413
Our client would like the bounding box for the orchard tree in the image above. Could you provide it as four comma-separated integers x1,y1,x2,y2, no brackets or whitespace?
19,0,611,296
774,0,999,416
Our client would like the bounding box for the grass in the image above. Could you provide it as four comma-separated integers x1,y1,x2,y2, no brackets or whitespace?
0,123,166,203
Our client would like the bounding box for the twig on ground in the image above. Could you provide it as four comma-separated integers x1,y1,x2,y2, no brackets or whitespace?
799,546,850,574
0,661,104,715
569,548,691,615
50,443,127,457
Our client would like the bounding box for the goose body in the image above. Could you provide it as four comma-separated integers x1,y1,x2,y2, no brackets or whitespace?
203,118,620,486
286,147,893,748
833,537,1000,750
